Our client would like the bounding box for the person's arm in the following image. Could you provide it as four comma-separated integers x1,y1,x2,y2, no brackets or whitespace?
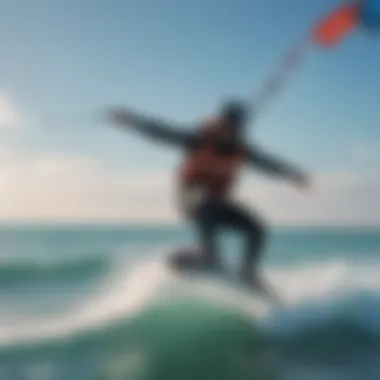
246,145,309,187
106,106,196,148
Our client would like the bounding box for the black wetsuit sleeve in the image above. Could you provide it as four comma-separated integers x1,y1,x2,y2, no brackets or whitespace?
132,119,196,148
245,145,304,178
108,108,196,149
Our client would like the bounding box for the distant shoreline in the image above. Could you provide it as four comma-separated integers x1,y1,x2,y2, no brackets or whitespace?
0,221,378,232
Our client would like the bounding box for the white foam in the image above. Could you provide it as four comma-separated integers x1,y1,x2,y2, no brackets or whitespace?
164,257,380,318
0,256,175,347
265,258,380,306
2,251,380,349
260,259,380,336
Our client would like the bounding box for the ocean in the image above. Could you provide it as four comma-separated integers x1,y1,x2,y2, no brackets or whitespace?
0,225,379,380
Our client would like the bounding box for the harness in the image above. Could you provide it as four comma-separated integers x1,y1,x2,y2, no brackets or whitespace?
178,120,244,212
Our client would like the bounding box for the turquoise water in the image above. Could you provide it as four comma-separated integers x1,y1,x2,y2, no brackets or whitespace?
0,225,380,379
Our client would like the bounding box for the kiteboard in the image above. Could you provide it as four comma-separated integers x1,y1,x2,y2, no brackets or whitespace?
167,246,282,305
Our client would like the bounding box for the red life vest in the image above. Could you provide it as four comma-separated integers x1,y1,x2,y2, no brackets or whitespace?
179,119,244,199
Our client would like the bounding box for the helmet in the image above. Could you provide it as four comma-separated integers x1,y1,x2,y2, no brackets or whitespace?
219,100,249,128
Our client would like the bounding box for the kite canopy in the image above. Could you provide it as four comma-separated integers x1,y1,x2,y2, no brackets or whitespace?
313,4,359,46
313,0,380,47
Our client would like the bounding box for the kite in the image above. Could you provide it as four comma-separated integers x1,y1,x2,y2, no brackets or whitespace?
313,3,360,46
253,0,380,115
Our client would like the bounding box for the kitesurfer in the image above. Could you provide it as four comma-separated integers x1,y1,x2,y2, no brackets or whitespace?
107,101,309,284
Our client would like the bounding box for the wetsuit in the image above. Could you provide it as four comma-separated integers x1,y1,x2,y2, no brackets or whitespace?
112,113,303,278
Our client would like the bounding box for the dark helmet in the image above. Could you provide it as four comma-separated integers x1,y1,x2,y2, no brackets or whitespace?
219,100,249,128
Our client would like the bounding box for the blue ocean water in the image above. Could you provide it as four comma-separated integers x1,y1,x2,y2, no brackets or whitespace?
0,225,379,380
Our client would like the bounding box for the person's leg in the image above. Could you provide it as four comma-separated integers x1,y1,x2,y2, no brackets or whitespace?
222,202,267,280
192,200,221,267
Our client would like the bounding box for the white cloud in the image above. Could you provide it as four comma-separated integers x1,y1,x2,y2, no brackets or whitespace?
0,92,23,128
0,92,376,224
0,151,378,225
0,153,176,222
240,171,380,226
348,140,380,166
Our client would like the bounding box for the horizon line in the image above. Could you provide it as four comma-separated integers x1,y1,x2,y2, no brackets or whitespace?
0,220,378,230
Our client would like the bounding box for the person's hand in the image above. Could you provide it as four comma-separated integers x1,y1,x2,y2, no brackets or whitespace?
290,171,310,190
106,106,140,127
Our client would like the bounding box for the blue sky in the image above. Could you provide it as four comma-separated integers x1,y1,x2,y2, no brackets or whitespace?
0,0,379,223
